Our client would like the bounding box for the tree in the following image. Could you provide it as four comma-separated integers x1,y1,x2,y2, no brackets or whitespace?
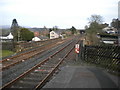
85,14,104,45
70,26,77,34
88,14,103,24
20,28,34,41
84,25,89,30
86,14,104,33
111,19,120,29
52,26,58,31
10,19,20,42
49,28,52,32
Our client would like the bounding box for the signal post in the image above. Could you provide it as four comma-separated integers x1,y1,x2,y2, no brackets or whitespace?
75,44,80,61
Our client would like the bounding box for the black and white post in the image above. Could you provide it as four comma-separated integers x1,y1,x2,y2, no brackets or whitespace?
75,44,79,61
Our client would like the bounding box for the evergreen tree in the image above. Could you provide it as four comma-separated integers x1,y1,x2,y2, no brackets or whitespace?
20,28,34,41
10,19,19,42
70,26,77,34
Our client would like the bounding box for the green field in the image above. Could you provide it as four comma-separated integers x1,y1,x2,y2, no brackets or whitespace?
0,50,15,58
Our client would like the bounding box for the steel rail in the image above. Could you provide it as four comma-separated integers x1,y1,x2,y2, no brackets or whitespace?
35,40,79,89
0,39,62,63
1,39,74,89
1,39,65,70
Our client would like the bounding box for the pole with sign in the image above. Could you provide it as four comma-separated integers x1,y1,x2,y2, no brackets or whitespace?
75,44,79,61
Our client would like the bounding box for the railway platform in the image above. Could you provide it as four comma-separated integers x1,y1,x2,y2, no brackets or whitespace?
43,62,119,89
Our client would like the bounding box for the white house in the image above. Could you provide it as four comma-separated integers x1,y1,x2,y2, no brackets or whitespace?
102,27,117,34
32,37,41,41
0,33,13,39
0,33,13,42
50,31,60,39
7,33,13,39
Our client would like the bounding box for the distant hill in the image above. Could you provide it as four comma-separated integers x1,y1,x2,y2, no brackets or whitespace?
0,25,10,29
28,28,67,32
28,28,47,32
0,25,11,36
0,25,67,36
0,29,10,36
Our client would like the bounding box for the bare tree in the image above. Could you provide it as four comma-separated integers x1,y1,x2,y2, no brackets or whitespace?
88,14,103,24
85,14,104,45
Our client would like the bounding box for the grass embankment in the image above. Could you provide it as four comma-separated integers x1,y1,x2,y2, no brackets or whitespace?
0,50,15,58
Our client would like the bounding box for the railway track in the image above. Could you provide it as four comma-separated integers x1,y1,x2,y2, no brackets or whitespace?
2,36,76,86
17,38,61,52
0,38,71,70
2,39,75,86
2,36,80,89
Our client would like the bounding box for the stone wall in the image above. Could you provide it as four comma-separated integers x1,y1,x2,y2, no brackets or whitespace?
1,42,15,51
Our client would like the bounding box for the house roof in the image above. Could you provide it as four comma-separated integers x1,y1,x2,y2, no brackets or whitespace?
7,33,13,39
32,37,41,41
50,30,63,35
38,36,49,40
0,33,13,39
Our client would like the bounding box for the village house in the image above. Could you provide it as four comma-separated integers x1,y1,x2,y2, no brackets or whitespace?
32,37,41,41
32,31,49,41
0,33,13,42
102,27,118,34
50,31,61,39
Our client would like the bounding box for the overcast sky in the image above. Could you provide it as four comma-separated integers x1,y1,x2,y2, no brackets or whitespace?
0,0,119,29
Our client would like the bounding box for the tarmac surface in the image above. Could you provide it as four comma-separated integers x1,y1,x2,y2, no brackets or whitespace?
43,62,120,89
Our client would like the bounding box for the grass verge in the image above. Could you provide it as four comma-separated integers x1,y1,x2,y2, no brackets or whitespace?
0,50,14,58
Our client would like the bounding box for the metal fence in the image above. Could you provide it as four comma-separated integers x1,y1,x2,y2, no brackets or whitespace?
81,44,120,75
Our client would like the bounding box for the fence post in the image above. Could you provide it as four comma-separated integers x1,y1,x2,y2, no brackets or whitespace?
79,40,85,62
